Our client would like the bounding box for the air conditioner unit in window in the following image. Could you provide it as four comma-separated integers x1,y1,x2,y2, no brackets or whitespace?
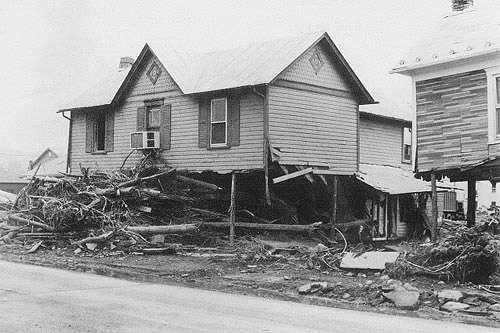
130,131,160,149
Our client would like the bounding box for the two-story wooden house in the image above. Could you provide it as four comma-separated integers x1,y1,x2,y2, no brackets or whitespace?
392,0,500,229
59,32,375,210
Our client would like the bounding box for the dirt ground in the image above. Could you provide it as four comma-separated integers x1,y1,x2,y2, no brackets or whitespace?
0,236,499,329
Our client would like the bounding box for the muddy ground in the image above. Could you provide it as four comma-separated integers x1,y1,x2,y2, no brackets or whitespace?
0,236,499,329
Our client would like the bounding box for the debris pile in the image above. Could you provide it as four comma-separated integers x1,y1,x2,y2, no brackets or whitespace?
386,225,498,284
0,167,228,252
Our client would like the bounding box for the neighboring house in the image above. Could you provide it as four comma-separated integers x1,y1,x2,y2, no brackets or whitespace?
28,148,58,171
392,0,500,226
59,32,374,201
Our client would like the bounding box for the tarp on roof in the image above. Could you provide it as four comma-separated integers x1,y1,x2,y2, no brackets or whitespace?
393,3,500,73
356,163,455,195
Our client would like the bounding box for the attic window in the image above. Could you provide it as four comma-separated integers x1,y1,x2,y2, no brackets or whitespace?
147,62,162,85
309,48,324,74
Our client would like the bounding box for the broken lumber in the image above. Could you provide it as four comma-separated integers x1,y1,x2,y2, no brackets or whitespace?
273,168,313,184
73,231,115,246
203,222,319,232
175,175,221,191
125,224,198,235
8,215,55,232
26,240,43,254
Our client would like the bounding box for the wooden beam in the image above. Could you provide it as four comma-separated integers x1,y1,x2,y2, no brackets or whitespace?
312,170,353,176
229,172,237,245
203,222,318,232
273,168,313,184
330,175,338,239
431,173,439,240
467,179,476,228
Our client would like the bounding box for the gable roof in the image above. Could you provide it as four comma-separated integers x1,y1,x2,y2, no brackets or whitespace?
392,5,500,74
59,32,374,112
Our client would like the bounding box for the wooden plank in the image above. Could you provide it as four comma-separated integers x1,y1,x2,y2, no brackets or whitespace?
311,169,353,176
273,168,313,184
467,179,476,227
203,222,318,232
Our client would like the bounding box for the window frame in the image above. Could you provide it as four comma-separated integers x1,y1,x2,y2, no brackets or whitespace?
94,112,106,152
209,97,228,147
402,126,412,164
486,66,500,144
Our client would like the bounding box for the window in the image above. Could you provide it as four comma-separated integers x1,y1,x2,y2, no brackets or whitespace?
95,112,106,151
496,77,500,136
147,105,161,130
402,126,411,163
210,98,227,146
487,68,500,143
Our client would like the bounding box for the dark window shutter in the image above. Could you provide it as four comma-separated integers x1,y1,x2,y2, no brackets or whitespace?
137,106,147,131
160,104,171,150
198,99,210,148
85,113,95,153
104,111,114,152
228,95,240,147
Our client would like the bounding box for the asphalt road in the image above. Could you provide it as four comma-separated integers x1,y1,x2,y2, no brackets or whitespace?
0,261,495,332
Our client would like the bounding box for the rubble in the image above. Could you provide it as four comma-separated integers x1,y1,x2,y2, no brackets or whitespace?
437,289,464,302
440,301,470,312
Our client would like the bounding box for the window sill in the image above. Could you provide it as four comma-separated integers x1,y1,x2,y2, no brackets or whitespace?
488,140,500,145
91,150,107,155
402,160,411,164
209,144,230,150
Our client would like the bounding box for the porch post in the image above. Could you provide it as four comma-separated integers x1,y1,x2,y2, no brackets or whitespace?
330,175,338,239
430,173,439,240
229,172,237,245
467,179,476,228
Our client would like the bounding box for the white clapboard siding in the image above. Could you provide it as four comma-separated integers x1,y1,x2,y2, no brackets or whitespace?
268,85,358,173
70,51,264,173
359,118,410,169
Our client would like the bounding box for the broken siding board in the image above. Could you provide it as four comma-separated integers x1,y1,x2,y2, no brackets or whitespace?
359,117,410,169
268,85,358,173
273,168,313,184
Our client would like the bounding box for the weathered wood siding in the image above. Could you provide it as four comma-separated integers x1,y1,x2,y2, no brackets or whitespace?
359,117,409,169
70,52,264,173
415,70,488,173
268,86,358,172
268,40,359,173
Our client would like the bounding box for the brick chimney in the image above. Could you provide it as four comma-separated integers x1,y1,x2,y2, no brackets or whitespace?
119,57,134,70
452,0,474,12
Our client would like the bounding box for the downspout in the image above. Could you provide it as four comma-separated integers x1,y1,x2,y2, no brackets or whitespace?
252,86,271,206
61,111,72,174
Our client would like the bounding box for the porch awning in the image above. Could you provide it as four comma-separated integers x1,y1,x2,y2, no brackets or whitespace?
356,164,456,195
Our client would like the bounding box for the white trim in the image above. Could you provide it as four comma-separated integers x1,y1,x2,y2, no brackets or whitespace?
487,66,500,143
210,97,228,147
402,52,500,82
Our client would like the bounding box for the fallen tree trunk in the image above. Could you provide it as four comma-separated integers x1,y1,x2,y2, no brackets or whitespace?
8,215,55,232
203,222,320,232
95,169,176,196
125,224,198,235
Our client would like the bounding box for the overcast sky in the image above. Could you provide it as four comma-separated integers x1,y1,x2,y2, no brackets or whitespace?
0,0,457,157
